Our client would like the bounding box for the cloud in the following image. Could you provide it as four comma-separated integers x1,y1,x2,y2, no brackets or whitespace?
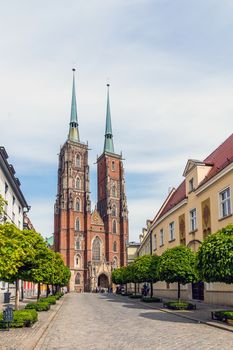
0,0,233,240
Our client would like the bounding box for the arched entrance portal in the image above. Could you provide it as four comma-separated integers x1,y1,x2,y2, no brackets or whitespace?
98,274,109,288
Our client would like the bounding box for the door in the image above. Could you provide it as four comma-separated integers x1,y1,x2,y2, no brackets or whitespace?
192,282,204,300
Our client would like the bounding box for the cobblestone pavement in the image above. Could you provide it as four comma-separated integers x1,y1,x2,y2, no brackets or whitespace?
35,293,233,350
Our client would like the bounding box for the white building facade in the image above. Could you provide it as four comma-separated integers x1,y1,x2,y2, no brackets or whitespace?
0,146,29,303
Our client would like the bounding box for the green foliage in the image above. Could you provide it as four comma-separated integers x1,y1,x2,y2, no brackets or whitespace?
214,310,233,321
141,297,161,303
0,309,38,328
164,301,196,310
0,194,7,215
131,255,160,283
25,302,50,311
197,225,233,283
159,245,197,285
112,266,129,285
55,292,64,299
39,296,57,305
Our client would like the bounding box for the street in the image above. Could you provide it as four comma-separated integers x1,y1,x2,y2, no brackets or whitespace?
35,293,233,350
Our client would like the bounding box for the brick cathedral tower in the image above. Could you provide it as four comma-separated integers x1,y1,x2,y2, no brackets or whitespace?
54,74,128,292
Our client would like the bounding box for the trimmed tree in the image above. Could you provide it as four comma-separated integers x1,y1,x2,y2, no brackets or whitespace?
197,224,233,284
132,255,160,297
159,246,197,301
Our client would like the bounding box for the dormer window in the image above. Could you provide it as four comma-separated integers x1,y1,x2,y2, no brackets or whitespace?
189,178,194,192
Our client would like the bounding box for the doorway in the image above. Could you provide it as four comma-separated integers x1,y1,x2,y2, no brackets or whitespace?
192,282,204,300
98,274,109,288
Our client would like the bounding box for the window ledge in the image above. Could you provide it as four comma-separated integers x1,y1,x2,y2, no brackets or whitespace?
189,229,198,234
218,213,232,222
169,239,176,243
159,244,164,247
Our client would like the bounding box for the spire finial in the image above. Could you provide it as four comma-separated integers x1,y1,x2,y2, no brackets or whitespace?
103,84,114,154
68,68,80,142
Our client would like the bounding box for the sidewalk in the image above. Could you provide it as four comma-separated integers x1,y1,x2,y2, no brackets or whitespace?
0,294,66,350
117,294,233,333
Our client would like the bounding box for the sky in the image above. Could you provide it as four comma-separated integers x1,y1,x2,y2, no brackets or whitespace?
0,0,233,241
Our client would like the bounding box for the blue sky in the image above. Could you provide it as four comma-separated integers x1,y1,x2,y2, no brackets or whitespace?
0,0,233,240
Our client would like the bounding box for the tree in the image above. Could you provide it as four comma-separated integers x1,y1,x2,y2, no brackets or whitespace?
132,255,160,297
197,224,233,284
0,194,7,216
159,246,197,301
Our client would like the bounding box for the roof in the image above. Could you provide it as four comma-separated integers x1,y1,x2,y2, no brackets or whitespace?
155,133,233,222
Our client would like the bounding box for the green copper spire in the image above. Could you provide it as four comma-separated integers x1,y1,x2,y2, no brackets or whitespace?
68,69,80,142
104,84,114,153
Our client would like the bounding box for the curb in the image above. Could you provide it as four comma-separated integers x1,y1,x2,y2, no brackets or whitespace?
114,294,233,334
24,296,66,350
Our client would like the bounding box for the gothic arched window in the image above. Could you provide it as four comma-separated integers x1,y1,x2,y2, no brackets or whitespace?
112,204,116,217
92,237,101,261
76,198,81,211
76,177,81,189
113,241,117,252
112,220,117,234
75,254,81,267
75,218,80,231
76,154,81,168
75,273,81,284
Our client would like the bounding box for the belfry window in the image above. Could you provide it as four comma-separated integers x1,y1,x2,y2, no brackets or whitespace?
112,204,116,217
75,218,80,231
112,184,116,197
92,237,101,261
76,177,81,189
76,198,81,211
112,220,117,234
76,154,81,168
75,254,81,267
75,238,80,250
113,241,117,252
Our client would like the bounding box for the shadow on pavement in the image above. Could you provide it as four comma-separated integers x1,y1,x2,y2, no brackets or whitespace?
139,311,197,324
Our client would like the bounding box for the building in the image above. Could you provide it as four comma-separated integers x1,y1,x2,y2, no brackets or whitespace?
0,146,30,302
126,241,140,265
54,71,129,292
139,134,233,305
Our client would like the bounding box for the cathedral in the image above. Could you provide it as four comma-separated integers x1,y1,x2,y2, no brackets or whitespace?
54,70,129,292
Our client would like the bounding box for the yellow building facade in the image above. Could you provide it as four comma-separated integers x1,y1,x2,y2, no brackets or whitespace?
138,134,233,305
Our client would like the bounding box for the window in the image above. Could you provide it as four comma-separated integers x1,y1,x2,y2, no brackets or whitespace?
18,221,21,229
75,218,80,231
154,235,157,250
113,241,117,252
76,198,81,211
92,237,101,261
5,183,8,194
189,178,194,192
18,206,21,214
12,212,15,223
220,187,231,218
75,254,81,267
112,220,117,234
190,208,197,232
75,238,80,250
76,154,81,168
75,273,81,285
112,204,116,217
76,177,81,189
13,196,15,206
113,257,118,269
112,161,115,171
160,229,164,246
112,184,116,197
169,221,175,241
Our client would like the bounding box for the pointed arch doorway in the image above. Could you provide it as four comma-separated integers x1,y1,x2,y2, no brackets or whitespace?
98,274,109,288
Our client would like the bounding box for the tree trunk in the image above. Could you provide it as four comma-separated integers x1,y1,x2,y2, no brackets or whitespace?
37,283,41,300
125,283,128,293
150,282,153,298
15,278,20,310
46,284,50,297
178,282,181,302
21,281,24,301
134,283,136,295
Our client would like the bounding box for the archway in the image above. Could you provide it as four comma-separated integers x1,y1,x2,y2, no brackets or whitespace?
98,274,109,288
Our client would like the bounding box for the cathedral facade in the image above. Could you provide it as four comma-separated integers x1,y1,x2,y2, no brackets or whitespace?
54,71,128,292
